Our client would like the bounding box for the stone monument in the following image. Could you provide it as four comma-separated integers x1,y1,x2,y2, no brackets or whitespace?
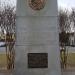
15,0,61,75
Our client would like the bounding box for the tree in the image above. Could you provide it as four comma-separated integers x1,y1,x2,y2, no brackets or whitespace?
70,9,75,27
59,9,70,46
59,31,69,46
0,6,16,34
59,9,71,69
0,6,16,70
69,9,75,46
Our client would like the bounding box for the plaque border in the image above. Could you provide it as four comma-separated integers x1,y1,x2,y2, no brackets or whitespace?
28,53,48,68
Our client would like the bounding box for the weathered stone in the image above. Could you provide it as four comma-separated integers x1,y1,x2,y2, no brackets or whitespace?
15,0,61,75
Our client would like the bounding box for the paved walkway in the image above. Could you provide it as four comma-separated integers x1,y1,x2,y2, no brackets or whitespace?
0,70,13,75
0,69,75,75
62,67,75,75
62,71,75,75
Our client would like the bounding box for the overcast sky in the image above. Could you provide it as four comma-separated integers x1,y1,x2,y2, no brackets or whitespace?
0,0,75,9
58,0,75,9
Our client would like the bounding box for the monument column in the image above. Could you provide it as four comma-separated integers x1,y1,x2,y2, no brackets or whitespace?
15,0,61,75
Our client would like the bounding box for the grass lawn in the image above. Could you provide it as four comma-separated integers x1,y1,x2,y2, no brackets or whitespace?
0,52,75,69
0,54,7,69
67,53,75,67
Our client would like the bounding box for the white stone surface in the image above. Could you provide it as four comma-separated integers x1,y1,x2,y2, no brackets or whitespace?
15,0,61,75
16,17,58,46
16,0,58,16
15,45,61,75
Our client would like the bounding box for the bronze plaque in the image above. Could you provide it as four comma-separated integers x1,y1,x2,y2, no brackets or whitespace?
28,53,48,68
28,0,46,10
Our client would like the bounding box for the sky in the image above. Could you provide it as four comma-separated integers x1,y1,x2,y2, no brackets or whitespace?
0,0,17,7
58,0,75,9
0,0,75,9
